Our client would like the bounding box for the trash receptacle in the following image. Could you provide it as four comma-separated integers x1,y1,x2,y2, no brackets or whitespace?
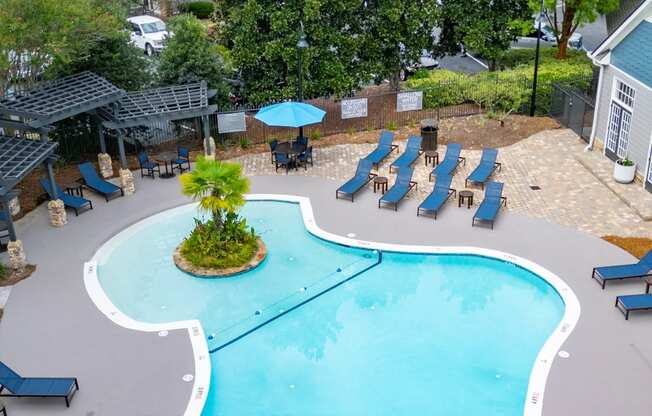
420,118,439,151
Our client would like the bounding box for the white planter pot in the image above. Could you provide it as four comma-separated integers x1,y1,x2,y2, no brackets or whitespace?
613,162,636,184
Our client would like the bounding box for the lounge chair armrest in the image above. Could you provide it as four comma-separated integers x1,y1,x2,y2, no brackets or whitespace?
501,196,507,207
390,144,399,151
495,162,502,171
458,156,466,165
368,173,378,180
409,181,418,190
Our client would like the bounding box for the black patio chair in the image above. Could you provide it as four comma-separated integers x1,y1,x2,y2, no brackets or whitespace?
297,146,313,169
137,153,160,179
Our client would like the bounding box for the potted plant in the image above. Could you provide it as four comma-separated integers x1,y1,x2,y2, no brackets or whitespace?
613,158,637,184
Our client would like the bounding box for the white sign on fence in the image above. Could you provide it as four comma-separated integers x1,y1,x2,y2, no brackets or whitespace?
396,91,423,112
341,98,368,119
217,112,246,133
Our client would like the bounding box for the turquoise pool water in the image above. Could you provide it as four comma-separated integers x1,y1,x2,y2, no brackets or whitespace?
97,201,564,416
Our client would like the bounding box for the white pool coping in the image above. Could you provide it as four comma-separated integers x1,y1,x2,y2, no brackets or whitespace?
84,193,580,416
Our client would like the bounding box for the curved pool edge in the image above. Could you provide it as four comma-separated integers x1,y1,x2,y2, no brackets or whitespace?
247,193,581,416
84,193,580,416
83,261,211,416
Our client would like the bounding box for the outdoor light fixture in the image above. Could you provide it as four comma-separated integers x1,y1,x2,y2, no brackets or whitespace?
297,22,309,139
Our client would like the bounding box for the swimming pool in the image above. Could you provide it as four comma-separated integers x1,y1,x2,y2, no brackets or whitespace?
88,197,578,416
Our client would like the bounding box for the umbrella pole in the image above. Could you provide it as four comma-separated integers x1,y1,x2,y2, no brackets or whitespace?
299,126,304,141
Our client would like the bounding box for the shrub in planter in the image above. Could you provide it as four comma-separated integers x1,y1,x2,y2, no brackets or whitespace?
613,158,636,184
178,1,215,19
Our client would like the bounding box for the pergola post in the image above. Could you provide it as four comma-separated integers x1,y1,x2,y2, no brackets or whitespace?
95,117,113,178
39,130,67,227
1,196,17,242
1,194,25,271
201,115,215,160
116,130,135,196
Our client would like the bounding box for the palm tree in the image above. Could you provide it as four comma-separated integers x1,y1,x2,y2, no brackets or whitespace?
179,156,249,229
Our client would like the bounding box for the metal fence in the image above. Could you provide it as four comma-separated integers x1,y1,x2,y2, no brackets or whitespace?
209,90,461,147
38,73,596,161
550,83,595,142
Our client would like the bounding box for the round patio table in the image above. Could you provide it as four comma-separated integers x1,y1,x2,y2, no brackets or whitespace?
274,141,306,157
273,142,306,170
152,151,178,179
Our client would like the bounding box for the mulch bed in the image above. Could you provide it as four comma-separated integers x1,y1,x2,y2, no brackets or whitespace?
602,236,652,259
12,114,559,220
0,264,36,287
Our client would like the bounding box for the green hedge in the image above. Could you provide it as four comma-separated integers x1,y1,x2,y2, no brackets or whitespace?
406,49,594,114
178,1,215,19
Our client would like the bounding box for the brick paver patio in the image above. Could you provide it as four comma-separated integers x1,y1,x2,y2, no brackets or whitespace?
234,128,652,237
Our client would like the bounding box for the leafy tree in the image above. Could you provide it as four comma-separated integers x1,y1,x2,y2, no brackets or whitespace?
359,0,437,89
0,0,123,94
462,0,531,70
158,14,230,104
434,0,530,70
49,31,153,91
532,0,619,59
224,0,368,103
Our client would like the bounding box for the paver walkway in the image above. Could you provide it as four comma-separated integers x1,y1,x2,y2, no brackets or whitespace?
236,128,652,237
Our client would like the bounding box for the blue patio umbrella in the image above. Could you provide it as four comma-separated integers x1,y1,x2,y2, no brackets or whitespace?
254,101,326,128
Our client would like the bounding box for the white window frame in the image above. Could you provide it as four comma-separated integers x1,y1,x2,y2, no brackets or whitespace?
604,77,636,158
611,77,636,112
645,132,652,191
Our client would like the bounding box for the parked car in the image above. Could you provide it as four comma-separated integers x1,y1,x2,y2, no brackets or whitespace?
127,15,170,56
531,15,583,50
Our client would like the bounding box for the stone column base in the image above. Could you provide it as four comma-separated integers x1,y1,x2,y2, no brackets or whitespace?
204,136,216,160
119,169,135,195
7,240,26,272
47,199,67,227
8,197,20,216
98,153,114,178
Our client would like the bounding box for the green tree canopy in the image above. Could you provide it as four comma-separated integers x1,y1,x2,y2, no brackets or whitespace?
0,0,130,93
532,0,619,58
434,0,531,70
158,14,230,104
359,0,437,88
223,0,436,103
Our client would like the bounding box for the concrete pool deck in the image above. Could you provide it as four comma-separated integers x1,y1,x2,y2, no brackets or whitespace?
0,172,650,415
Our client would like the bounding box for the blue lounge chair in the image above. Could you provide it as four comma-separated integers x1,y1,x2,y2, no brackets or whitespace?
472,181,506,229
615,293,652,320
79,162,123,202
0,360,79,407
336,159,377,201
390,136,423,173
417,174,456,219
173,147,191,173
378,167,417,211
592,250,652,289
363,131,398,168
137,152,160,179
39,178,93,216
429,143,465,181
465,148,501,189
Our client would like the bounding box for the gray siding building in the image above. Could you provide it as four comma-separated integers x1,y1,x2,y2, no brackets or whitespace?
590,0,652,192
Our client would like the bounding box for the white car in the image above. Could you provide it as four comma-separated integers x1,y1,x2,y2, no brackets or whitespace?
127,15,170,56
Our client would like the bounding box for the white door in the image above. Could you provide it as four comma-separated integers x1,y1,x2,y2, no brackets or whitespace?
605,102,632,161
646,139,652,192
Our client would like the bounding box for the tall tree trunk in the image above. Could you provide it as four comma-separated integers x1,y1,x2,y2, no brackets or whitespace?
390,70,401,90
557,7,576,59
160,0,171,18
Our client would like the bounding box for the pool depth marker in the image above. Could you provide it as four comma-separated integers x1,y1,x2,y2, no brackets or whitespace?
209,250,383,353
